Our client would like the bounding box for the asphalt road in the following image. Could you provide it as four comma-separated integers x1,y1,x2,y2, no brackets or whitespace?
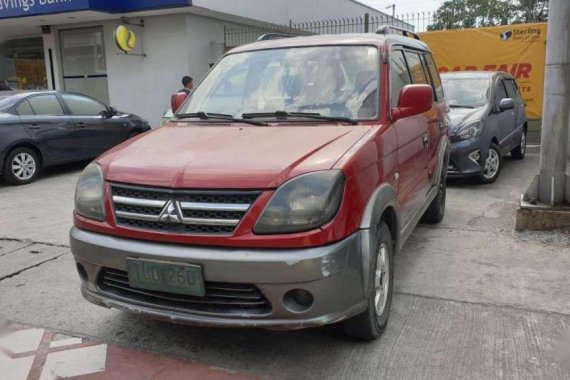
1,151,570,379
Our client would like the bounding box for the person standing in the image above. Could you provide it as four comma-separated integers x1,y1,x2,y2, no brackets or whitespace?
179,76,194,95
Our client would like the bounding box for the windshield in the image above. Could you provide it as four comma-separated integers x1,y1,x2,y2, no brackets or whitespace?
442,77,490,108
179,45,380,120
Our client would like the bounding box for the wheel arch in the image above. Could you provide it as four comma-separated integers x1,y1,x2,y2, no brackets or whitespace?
5,142,44,168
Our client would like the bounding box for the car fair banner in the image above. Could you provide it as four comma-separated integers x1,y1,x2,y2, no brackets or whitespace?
421,23,547,119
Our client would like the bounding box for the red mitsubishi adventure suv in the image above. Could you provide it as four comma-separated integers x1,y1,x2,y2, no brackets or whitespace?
71,29,449,340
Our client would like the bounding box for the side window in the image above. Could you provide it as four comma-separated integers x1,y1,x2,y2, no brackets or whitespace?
495,80,509,103
425,53,444,101
62,94,107,116
403,51,429,85
27,95,64,116
504,79,519,99
15,100,35,116
390,50,412,108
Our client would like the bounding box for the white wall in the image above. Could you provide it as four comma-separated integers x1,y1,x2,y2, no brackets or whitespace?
103,14,191,127
193,0,393,24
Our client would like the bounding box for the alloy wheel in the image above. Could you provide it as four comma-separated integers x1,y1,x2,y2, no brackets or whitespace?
520,132,526,156
374,242,390,315
482,148,500,180
11,153,37,181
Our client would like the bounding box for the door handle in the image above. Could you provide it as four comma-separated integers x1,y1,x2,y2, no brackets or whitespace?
422,134,429,147
29,124,41,130
75,122,87,128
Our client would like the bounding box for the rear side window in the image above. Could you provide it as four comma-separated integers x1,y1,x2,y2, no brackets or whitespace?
390,50,412,108
28,95,64,116
62,94,107,116
404,51,429,85
425,54,444,101
504,79,519,99
16,100,35,116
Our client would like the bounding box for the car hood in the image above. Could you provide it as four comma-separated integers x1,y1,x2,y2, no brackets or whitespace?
98,123,371,189
448,106,486,132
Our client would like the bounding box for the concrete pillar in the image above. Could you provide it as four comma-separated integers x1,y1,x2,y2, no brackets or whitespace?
529,0,570,206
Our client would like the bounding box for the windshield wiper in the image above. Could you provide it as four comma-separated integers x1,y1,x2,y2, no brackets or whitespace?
449,105,476,109
242,111,358,125
175,111,268,126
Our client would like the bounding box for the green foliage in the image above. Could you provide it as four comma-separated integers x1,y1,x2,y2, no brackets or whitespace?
428,0,549,31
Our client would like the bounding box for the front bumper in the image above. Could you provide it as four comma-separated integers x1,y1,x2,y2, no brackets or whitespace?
70,227,367,329
448,137,487,178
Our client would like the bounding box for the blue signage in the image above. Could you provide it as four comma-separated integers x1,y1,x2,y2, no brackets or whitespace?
0,0,192,19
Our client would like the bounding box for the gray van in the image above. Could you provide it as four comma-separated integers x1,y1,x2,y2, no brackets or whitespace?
442,71,527,183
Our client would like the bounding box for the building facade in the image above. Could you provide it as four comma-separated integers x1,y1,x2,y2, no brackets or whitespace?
0,0,404,125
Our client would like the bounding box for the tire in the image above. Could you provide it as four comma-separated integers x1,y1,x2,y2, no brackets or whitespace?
478,143,502,184
2,147,40,185
422,164,447,224
343,221,394,341
511,129,526,159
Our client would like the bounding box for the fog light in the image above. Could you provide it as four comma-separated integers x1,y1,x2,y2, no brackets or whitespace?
76,263,88,282
283,289,314,313
468,150,481,164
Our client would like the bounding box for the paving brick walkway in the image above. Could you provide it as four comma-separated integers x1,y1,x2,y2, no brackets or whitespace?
0,322,254,380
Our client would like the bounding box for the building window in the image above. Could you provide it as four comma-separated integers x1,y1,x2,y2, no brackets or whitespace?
0,38,47,90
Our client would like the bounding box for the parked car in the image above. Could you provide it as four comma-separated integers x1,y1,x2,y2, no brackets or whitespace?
442,71,527,183
0,91,151,185
70,29,449,341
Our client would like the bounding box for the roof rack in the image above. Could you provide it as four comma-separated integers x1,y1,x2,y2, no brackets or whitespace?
257,33,296,41
375,25,420,40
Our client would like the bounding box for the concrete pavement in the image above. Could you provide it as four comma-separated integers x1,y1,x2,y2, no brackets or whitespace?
1,153,570,379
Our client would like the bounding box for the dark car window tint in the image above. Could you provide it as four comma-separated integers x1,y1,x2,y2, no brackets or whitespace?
425,54,444,101
390,50,412,108
504,79,519,99
16,100,35,116
28,95,64,115
496,80,509,103
404,51,429,85
62,94,107,116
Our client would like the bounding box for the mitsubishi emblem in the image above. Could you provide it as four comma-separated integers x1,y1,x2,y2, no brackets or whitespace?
159,200,183,223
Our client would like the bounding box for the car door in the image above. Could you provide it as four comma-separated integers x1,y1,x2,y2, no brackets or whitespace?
503,78,526,148
492,78,516,151
423,52,447,185
60,93,129,157
16,94,84,163
390,48,430,227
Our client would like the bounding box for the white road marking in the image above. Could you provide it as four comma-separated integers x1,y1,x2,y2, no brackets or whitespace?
0,328,44,354
49,337,83,348
40,344,107,380
0,353,35,380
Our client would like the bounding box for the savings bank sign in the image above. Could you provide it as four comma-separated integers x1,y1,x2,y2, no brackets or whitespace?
0,0,191,18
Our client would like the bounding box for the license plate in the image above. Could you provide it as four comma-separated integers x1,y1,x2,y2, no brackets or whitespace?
126,258,205,297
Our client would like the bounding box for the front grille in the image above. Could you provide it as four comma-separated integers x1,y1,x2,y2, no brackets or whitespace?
111,184,260,235
98,268,272,316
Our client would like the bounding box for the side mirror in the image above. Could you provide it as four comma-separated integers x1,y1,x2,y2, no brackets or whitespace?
171,92,188,114
499,98,515,111
109,106,119,115
391,84,433,120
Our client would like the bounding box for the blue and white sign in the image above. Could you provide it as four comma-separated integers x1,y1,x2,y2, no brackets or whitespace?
0,0,192,19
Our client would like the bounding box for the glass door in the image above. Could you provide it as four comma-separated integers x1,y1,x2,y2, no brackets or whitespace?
59,27,109,104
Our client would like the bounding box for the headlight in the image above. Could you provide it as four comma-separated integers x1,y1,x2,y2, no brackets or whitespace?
254,171,345,234
75,163,105,221
457,121,483,140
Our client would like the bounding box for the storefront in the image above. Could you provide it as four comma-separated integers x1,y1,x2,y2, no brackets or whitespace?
0,0,402,125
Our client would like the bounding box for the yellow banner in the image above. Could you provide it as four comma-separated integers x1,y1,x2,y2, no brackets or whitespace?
421,23,547,119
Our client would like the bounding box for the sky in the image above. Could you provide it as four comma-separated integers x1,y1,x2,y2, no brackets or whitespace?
360,0,445,16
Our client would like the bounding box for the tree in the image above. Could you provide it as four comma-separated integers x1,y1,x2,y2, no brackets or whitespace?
427,0,549,31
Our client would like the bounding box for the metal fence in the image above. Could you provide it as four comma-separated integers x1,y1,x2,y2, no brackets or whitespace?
224,12,435,50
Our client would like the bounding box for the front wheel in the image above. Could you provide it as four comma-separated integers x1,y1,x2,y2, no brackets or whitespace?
478,143,502,184
342,221,394,341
